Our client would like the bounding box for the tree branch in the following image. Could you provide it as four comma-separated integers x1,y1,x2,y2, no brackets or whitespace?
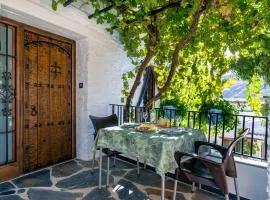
146,0,210,107
125,22,158,106
88,0,127,19
88,5,114,19
124,1,188,24
88,1,187,24
63,0,74,7
149,1,184,16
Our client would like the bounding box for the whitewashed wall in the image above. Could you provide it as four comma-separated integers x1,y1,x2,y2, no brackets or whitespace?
230,159,268,200
0,0,140,161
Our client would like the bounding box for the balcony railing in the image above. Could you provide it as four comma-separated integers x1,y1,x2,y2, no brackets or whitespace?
110,104,269,161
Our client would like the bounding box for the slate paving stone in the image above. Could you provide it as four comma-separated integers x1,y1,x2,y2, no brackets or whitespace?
77,159,98,168
52,160,82,178
56,169,114,189
13,169,52,188
115,179,150,200
0,195,23,200
165,192,186,200
174,193,187,200
165,179,191,193
192,190,221,200
124,169,161,187
111,169,127,177
0,159,223,200
102,157,136,170
27,189,83,200
145,187,187,200
17,189,25,194
0,182,16,196
0,191,15,196
83,188,115,200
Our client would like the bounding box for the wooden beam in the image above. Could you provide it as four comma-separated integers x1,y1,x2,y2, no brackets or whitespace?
63,0,74,7
124,1,187,24
149,1,183,16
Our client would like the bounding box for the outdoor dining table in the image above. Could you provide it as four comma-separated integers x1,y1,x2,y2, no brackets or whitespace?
95,123,206,200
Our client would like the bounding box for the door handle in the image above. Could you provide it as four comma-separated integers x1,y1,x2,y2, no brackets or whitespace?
31,105,38,116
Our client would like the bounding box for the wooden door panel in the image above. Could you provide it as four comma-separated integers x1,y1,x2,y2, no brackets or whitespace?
50,45,62,163
61,47,72,160
23,32,38,172
65,52,72,159
23,31,73,172
37,37,51,167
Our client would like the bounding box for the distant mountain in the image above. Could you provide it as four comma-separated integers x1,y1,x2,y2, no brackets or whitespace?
222,72,270,101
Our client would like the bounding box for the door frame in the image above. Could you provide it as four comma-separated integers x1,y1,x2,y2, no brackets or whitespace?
0,17,76,181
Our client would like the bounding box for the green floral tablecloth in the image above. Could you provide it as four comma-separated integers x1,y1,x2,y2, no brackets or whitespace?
95,125,206,175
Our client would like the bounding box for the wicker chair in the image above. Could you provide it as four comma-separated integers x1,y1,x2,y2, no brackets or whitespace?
173,128,250,200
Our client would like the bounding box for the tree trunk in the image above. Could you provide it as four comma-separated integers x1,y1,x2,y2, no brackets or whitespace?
146,0,209,107
125,23,158,107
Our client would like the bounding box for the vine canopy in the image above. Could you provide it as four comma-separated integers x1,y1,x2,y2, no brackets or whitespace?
53,0,270,113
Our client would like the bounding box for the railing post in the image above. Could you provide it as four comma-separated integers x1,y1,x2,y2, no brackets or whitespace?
234,116,238,153
221,114,225,146
199,112,202,130
265,117,268,160
188,111,190,128
208,113,212,142
241,116,246,156
169,110,172,127
123,105,129,124
214,113,218,144
193,112,196,128
266,114,270,200
112,104,114,115
250,117,255,157
156,108,159,123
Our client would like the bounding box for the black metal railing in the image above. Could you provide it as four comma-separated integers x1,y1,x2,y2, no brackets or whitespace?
110,104,269,161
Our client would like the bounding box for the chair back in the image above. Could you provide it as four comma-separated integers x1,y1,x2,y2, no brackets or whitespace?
221,128,249,178
89,114,118,139
225,128,250,159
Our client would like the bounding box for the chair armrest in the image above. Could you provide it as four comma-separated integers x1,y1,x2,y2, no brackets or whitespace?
194,141,227,158
174,151,222,169
175,151,227,193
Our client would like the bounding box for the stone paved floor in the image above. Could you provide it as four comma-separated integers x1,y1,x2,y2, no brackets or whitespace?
0,158,224,200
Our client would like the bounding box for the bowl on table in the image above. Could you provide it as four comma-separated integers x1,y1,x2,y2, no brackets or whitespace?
156,118,171,128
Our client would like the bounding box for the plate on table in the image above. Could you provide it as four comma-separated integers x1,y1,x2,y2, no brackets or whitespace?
121,123,139,129
159,128,187,136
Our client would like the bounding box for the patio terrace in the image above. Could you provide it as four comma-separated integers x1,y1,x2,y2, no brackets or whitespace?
0,157,224,200
0,1,269,200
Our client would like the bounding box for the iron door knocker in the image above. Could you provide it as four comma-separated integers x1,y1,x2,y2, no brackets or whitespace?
31,105,38,116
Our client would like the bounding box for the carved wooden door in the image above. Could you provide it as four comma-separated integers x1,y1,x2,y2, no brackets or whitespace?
23,31,72,172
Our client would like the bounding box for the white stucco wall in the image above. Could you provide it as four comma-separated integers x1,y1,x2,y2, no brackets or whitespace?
229,159,268,200
0,0,137,161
